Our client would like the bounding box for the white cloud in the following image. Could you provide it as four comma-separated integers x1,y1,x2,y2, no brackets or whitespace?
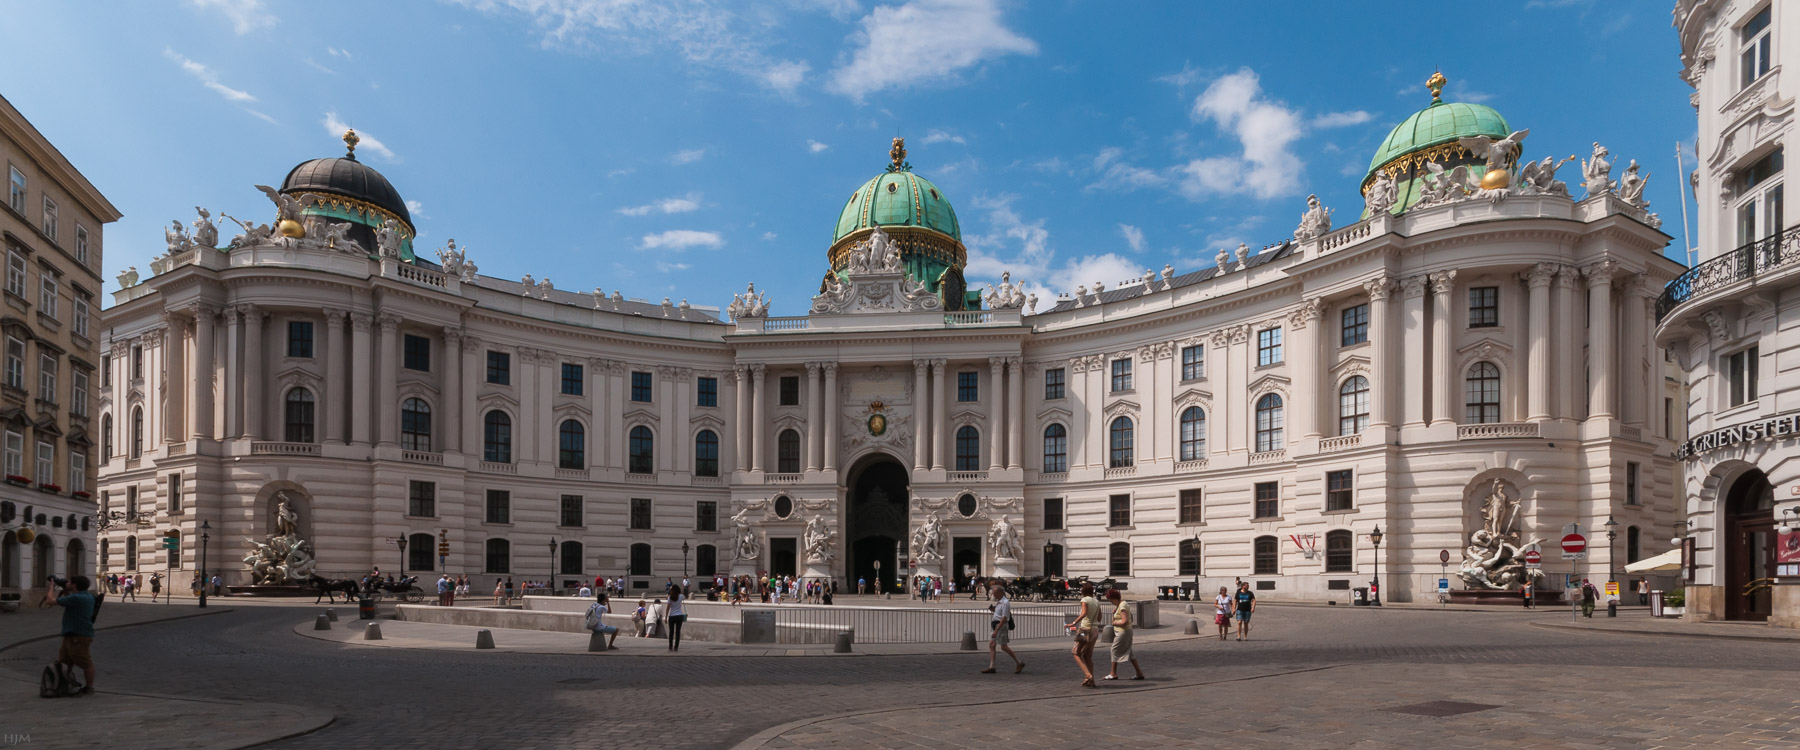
761,231,778,240
807,140,830,154
1118,224,1145,253
962,194,1150,304
1178,67,1304,200
670,148,706,165
922,129,966,145
405,200,427,218
640,230,724,250
323,112,396,160
1156,61,1201,89
618,193,703,216
327,46,353,60
1087,147,1167,192
245,109,278,125
655,261,692,272
761,60,810,94
828,0,1037,100
188,0,275,34
164,49,256,102
1311,110,1374,128
303,58,336,75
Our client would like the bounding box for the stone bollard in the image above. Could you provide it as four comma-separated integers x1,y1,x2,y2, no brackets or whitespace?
960,631,978,650
365,622,384,640
834,631,854,653
326,609,339,622
475,629,496,649
1185,604,1195,615
314,614,331,631
1184,619,1200,635
1099,625,1115,644
588,630,609,653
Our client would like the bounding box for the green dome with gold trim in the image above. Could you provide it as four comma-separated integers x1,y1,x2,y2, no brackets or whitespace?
1361,73,1513,216
833,156,961,243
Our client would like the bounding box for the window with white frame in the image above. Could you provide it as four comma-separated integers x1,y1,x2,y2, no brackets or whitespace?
1257,327,1283,366
71,370,87,416
35,440,52,483
168,471,183,513
7,166,24,214
1338,376,1370,435
75,225,88,265
1180,345,1204,380
1735,148,1783,247
6,252,24,297
39,272,57,320
3,337,22,389
3,430,21,478
41,196,57,241
72,295,88,338
1727,345,1760,407
1741,5,1772,89
70,453,85,495
38,354,55,402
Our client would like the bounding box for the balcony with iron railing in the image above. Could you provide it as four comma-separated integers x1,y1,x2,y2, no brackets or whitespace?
1657,227,1800,323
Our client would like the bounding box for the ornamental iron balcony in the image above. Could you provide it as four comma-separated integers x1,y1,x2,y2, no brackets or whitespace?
1657,227,1800,322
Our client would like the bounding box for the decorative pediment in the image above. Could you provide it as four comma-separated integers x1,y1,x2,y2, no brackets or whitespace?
622,404,659,424
1457,338,1514,369
772,413,806,432
397,381,441,403
1173,387,1212,411
948,408,985,430
1329,355,1372,382
550,402,592,424
1102,399,1139,421
1035,405,1072,423
476,391,520,414
1246,373,1291,402
691,413,725,431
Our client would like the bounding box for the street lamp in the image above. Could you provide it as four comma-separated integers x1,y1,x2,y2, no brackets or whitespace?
1368,525,1384,607
1190,532,1201,601
394,536,408,576
198,519,211,609
1043,541,1055,577
548,538,558,595
682,540,690,580
1604,516,1619,587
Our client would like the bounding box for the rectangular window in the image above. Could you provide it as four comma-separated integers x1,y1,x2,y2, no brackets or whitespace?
696,500,717,532
1341,304,1369,345
1254,481,1280,519
1727,345,1760,407
1468,287,1499,328
126,486,137,514
631,371,652,402
1626,462,1640,506
1665,397,1675,437
485,489,510,524
7,166,24,214
35,440,52,482
560,363,583,395
486,351,510,385
1741,5,1772,89
1109,493,1131,528
1181,345,1204,380
1257,327,1283,366
1326,470,1354,512
408,481,436,517
102,354,111,388
39,273,57,320
697,376,718,407
958,371,979,402
4,252,22,298
779,375,800,406
2,430,21,478
3,338,22,389
1110,359,1132,392
1736,149,1784,245
72,295,88,339
165,471,181,513
1043,497,1064,530
1043,367,1065,399
75,225,88,265
630,498,653,530
287,321,314,358
38,354,56,403
1179,488,1204,525
71,453,87,495
561,494,584,527
403,334,431,372
41,196,57,241
132,345,143,379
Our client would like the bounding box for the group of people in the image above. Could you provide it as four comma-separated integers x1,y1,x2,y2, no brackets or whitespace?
434,574,472,606
977,581,1147,687
719,574,833,605
583,583,691,651
909,575,990,603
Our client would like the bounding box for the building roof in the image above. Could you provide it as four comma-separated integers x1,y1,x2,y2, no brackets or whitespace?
1365,100,1511,182
833,168,961,244
0,94,121,223
281,152,412,228
1041,242,1294,314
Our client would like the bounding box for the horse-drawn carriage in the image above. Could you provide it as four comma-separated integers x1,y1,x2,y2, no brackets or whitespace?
364,575,425,603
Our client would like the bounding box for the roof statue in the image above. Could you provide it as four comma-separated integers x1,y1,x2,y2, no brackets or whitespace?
255,184,320,239
1619,159,1650,206
1458,128,1529,190
1581,142,1615,197
729,282,769,320
1516,155,1575,197
191,207,218,249
375,218,404,259
1365,169,1398,214
888,137,909,172
1294,194,1333,241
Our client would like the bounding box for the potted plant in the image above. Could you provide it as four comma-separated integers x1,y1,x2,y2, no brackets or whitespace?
4,474,29,486
1664,587,1686,616
37,482,62,493
71,490,91,500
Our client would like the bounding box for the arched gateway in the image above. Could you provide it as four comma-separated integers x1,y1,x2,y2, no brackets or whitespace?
1723,469,1776,621
846,453,908,594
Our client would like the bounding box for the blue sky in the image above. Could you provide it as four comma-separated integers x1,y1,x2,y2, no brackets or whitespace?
4,0,1695,315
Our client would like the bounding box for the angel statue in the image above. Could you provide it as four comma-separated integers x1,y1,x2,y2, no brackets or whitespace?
191,207,218,249
1365,169,1399,214
1581,142,1615,197
1294,194,1333,240
375,219,404,259
254,184,319,235
164,220,190,255
1516,155,1575,197
1618,159,1650,206
1458,129,1530,180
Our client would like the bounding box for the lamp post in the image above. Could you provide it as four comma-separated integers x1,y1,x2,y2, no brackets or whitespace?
198,520,211,609
1604,516,1619,588
548,538,558,595
873,558,882,598
1043,541,1055,577
394,536,408,576
1369,525,1384,607
682,540,691,581
1190,531,1201,601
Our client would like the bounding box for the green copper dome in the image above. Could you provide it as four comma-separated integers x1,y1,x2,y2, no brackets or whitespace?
1365,101,1510,181
833,170,961,243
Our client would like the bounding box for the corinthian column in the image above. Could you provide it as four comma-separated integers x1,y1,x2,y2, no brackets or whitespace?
913,359,930,471
806,362,822,472
750,364,766,472
162,313,187,443
1620,275,1648,426
1586,261,1617,420
931,360,947,471
1400,276,1428,428
1523,263,1556,422
241,305,264,441
823,363,839,471
376,314,401,446
443,327,463,453
1290,299,1323,439
1006,357,1023,469
1363,277,1394,430
988,357,1005,471
223,306,241,438
192,304,217,441
733,365,749,472
349,313,372,444
1428,270,1457,427
1554,266,1580,420
322,311,344,444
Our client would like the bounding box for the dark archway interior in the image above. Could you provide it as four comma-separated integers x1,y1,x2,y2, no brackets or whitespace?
1724,469,1774,622
848,455,908,593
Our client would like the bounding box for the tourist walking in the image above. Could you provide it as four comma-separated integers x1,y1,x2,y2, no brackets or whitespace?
587,592,621,650
1580,579,1599,618
1636,577,1649,606
1068,582,1101,688
1233,582,1256,641
1214,586,1232,640
210,575,222,597
149,573,162,603
1103,589,1144,681
666,584,688,651
121,575,137,602
1520,580,1534,609
981,583,1023,674
41,575,97,695
504,577,515,603
633,599,649,636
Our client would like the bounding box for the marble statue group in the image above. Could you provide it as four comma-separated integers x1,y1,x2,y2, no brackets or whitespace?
1457,479,1545,591
242,493,319,585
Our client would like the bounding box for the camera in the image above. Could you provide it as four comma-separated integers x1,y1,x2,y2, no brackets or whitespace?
46,576,67,589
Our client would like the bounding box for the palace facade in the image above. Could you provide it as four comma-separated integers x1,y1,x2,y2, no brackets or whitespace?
98,80,1682,602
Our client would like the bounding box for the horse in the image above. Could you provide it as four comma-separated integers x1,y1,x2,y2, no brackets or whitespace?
308,575,362,604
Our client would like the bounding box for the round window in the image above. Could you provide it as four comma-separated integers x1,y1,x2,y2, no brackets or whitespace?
775,495,793,519
886,181,898,193
957,494,977,518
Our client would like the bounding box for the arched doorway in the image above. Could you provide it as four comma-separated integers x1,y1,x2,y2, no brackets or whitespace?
1724,469,1775,621
65,538,84,579
846,453,908,595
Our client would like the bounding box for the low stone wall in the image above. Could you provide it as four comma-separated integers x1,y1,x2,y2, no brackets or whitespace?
396,603,744,643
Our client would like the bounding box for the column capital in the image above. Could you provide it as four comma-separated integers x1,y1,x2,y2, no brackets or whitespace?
806,362,822,376
1208,328,1233,348
988,356,1006,372
1553,264,1581,289
821,362,838,376
750,362,767,377
1228,324,1249,345
442,326,465,345
233,302,261,318
1428,269,1458,295
1618,274,1648,297
325,309,346,325
190,301,220,320
1005,356,1024,370
1400,275,1429,299
1363,276,1396,302
349,312,374,332
1521,262,1559,288
375,313,403,332
1582,259,1618,287
914,358,931,374
1287,297,1324,329
929,359,946,375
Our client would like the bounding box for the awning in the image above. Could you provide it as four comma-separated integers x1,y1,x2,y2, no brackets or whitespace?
1624,549,1681,573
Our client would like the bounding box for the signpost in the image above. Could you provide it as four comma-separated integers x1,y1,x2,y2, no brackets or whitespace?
1561,533,1587,561
1523,547,1543,567
1437,549,1450,608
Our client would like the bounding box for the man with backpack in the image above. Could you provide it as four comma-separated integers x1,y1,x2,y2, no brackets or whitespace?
980,582,1024,674
41,575,99,695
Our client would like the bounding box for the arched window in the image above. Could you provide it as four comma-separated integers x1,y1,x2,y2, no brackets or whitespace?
558,420,585,469
1253,535,1279,575
285,389,316,443
163,533,178,568
1338,376,1370,436
101,414,112,460
1109,417,1134,468
126,535,138,571
696,544,717,577
484,538,510,573
1254,394,1284,453
955,426,981,471
400,398,431,451
629,542,652,576
98,538,109,571
1042,424,1067,473
1043,543,1064,577
130,406,143,458
1108,541,1131,577
1627,525,1641,563
408,533,435,571
1325,530,1354,572
1178,538,1200,577
1465,362,1501,424
777,429,801,473
483,411,512,463
560,540,584,575
694,430,719,477
628,426,654,474
1179,407,1206,461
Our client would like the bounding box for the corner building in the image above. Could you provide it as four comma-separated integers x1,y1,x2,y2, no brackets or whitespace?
100,86,1680,602
1664,0,1800,626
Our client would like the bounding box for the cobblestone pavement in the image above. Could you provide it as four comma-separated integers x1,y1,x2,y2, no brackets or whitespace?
1,601,1796,749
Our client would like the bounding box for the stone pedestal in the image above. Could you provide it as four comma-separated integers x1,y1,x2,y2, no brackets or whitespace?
731,559,759,577
991,557,1021,579
803,560,834,582
912,562,941,581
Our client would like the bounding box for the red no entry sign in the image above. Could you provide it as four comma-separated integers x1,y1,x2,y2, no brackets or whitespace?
1560,534,1587,555
1523,549,1542,565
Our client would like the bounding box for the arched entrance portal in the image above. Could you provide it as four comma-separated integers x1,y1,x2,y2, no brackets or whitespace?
847,454,908,595
1724,469,1775,621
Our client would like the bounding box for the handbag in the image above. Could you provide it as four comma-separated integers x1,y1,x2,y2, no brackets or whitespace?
1006,617,1016,631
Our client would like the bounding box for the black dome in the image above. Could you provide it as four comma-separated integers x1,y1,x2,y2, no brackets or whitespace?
280,156,411,227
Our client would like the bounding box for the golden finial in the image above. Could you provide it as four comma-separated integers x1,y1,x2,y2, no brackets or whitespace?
1426,71,1447,103
343,128,360,159
889,137,907,172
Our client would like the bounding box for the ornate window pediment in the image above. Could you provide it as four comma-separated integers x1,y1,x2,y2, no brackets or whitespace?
1246,373,1290,402
622,404,659,424
1329,355,1371,382
1457,339,1514,370
1102,399,1139,421
398,381,441,403
1035,404,1072,423
949,408,985,430
691,413,725,431
551,403,592,424
477,391,520,414
1173,387,1212,411
772,413,806,432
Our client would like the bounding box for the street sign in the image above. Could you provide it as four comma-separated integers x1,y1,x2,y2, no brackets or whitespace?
1604,581,1620,597
1438,549,1450,564
1523,548,1543,567
162,537,180,551
1437,578,1449,593
1561,533,1587,560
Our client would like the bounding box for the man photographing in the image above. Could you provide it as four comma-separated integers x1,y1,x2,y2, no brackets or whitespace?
40,575,98,695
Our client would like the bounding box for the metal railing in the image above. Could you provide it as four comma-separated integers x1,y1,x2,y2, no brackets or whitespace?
1657,227,1800,322
744,602,1081,644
